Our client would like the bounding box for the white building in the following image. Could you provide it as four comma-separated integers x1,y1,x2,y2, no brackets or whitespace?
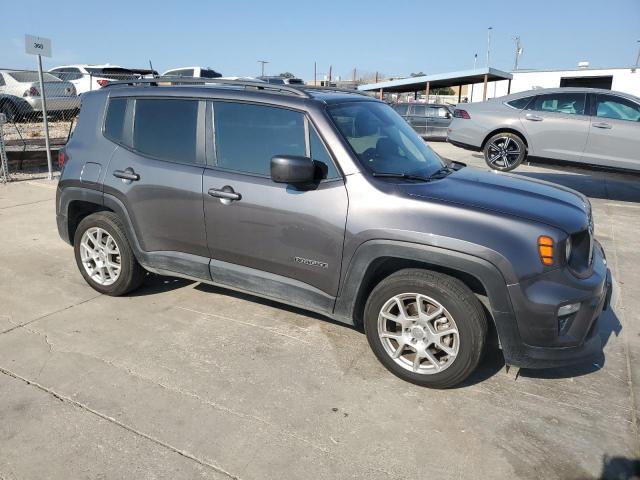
468,66,639,102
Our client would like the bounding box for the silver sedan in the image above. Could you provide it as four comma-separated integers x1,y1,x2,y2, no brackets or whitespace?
447,87,640,172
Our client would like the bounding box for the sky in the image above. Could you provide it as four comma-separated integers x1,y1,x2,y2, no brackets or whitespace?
2,0,639,80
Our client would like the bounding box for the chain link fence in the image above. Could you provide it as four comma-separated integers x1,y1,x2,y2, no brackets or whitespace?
0,68,152,178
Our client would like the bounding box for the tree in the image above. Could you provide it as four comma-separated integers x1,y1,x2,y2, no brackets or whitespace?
431,87,455,95
279,72,296,79
410,72,426,77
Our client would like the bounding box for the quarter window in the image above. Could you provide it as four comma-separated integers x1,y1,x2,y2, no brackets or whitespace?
104,98,128,144
594,95,640,121
133,98,199,164
214,102,305,176
309,125,340,180
506,96,533,109
529,93,586,115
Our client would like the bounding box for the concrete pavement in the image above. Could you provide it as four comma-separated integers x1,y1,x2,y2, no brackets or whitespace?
0,147,638,479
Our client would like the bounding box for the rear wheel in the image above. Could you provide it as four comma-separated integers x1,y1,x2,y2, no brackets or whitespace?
0,102,18,123
73,212,145,296
364,269,487,388
483,132,526,172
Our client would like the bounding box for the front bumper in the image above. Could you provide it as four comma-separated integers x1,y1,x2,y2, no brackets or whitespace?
498,241,611,369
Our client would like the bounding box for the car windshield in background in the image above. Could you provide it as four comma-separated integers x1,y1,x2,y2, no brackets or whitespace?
327,101,444,177
8,71,61,83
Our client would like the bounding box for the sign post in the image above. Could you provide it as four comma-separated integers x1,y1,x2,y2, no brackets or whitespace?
25,34,53,180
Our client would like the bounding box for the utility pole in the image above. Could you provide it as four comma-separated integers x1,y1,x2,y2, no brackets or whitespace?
486,27,493,67
328,65,332,83
513,36,522,71
314,61,317,86
257,60,269,77
636,40,640,68
473,53,478,70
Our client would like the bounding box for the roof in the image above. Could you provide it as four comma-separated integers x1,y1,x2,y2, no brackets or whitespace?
358,67,513,93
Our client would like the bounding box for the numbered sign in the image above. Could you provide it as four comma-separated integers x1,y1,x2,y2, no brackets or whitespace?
25,34,52,57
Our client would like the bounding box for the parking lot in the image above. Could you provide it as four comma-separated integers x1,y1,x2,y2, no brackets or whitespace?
0,142,639,479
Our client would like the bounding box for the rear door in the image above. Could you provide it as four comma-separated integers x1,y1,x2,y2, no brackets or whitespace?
581,93,640,170
407,104,427,137
519,92,590,162
426,106,451,138
203,101,348,297
102,96,210,277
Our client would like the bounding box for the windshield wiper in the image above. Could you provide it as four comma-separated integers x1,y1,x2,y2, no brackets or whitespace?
427,165,455,180
371,172,432,182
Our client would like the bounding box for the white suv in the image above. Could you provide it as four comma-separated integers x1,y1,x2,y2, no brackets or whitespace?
49,65,145,94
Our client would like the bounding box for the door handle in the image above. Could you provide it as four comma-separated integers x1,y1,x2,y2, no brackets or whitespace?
113,168,140,181
592,122,612,129
208,187,241,202
525,114,543,121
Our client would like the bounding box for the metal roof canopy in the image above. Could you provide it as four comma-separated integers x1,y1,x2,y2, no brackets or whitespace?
357,67,512,93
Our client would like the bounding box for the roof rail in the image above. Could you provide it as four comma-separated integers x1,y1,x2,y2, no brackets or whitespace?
102,76,311,98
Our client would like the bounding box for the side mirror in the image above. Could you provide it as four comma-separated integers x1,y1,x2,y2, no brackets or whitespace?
271,155,316,185
445,112,452,119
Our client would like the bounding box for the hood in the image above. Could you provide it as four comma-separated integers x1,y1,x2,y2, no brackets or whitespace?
398,167,590,233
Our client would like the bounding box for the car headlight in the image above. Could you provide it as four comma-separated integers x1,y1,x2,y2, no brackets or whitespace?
565,237,572,262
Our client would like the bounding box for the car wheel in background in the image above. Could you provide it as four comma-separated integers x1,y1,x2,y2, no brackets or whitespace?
73,212,145,296
483,132,526,172
364,269,487,389
0,101,18,123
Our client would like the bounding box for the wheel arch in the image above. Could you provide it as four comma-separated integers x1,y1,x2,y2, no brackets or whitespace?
481,127,529,151
66,199,113,245
333,240,515,334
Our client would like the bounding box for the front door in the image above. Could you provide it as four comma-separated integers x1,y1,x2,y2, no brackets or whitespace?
102,97,209,276
203,101,348,299
581,93,640,171
519,92,590,162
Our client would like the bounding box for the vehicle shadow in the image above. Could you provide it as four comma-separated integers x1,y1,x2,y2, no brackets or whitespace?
594,455,640,480
512,170,640,203
128,273,195,297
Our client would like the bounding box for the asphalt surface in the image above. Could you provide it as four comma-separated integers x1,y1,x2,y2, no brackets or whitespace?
0,143,639,479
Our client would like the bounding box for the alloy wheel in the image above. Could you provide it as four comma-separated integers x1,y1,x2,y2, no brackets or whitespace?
487,136,522,169
377,293,459,374
79,227,121,286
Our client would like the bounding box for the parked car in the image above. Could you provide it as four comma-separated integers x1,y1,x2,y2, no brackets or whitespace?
56,80,611,388
0,69,79,122
163,66,222,78
392,102,455,139
448,87,640,172
258,76,304,85
49,65,152,95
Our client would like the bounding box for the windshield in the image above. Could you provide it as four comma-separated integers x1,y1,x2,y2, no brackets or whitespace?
327,101,444,177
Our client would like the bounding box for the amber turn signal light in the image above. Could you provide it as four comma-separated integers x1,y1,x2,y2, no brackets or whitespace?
538,236,554,265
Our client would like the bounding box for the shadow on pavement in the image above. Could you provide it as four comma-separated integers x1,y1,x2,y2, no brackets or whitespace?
514,170,640,203
128,273,194,297
596,455,640,480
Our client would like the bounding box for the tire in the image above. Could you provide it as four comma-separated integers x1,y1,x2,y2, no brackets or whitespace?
483,132,526,172
73,212,145,296
364,269,487,388
0,101,18,123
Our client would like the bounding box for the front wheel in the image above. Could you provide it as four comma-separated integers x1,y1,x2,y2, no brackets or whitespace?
483,132,526,172
364,269,487,388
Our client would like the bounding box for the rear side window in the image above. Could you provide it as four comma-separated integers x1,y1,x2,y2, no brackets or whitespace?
133,98,198,164
410,105,426,116
104,98,128,143
506,96,532,109
200,69,222,79
214,102,305,176
529,93,586,115
392,104,409,116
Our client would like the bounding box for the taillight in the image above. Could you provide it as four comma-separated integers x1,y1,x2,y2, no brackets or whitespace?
96,79,110,87
58,150,66,169
453,109,470,119
23,86,39,97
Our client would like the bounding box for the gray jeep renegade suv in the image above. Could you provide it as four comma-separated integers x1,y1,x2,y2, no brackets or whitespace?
56,78,612,388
